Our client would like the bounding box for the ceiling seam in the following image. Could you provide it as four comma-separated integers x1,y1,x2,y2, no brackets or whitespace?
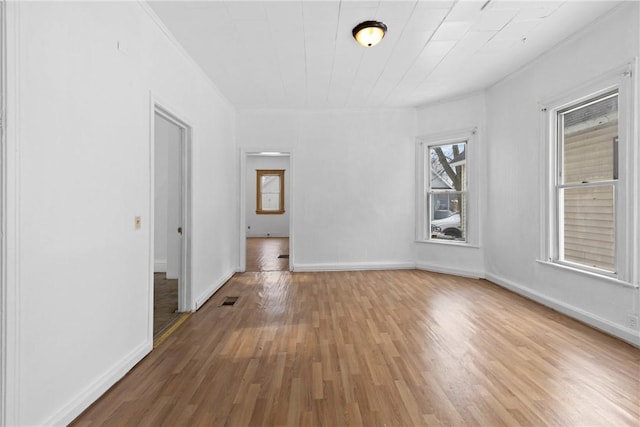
343,1,381,108
263,2,288,107
326,0,343,105
366,0,419,106
379,0,459,106
302,1,309,108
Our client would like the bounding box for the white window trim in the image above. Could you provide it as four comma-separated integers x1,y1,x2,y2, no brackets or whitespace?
540,61,637,285
415,128,479,246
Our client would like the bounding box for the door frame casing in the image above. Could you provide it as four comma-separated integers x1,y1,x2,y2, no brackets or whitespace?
0,1,10,424
239,149,294,272
149,95,193,343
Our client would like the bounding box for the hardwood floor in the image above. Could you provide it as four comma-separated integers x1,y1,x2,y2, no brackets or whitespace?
246,237,289,272
153,272,180,338
73,270,639,426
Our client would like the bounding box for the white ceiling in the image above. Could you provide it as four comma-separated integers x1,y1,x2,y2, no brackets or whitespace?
149,0,621,109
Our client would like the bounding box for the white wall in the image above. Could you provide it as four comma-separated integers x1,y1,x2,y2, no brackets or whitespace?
153,113,182,277
3,2,236,425
246,155,290,237
415,93,486,278
484,3,639,345
237,109,416,271
3,1,637,425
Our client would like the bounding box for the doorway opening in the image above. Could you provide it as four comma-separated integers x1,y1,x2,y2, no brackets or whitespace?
241,152,292,272
152,106,192,340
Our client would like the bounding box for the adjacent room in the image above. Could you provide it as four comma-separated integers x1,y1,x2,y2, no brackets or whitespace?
0,1,638,426
244,153,291,272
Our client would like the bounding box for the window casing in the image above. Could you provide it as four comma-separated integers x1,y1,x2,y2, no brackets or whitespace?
545,65,636,282
256,169,285,215
417,130,476,245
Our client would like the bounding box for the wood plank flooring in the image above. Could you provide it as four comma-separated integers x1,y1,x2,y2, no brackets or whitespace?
246,237,289,272
72,270,640,426
153,272,180,338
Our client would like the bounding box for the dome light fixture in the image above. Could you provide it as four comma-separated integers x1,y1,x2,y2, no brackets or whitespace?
352,20,387,47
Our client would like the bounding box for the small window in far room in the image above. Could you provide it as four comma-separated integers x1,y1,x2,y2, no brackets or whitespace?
256,169,285,214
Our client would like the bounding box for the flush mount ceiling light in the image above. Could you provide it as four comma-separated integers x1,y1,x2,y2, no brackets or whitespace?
352,20,387,47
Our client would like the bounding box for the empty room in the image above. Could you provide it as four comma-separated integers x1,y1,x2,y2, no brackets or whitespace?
0,0,639,426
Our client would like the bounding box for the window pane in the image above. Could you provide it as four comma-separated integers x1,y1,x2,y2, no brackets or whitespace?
429,193,465,241
429,142,466,191
261,194,280,211
561,185,615,271
260,175,280,211
261,175,280,195
561,93,618,184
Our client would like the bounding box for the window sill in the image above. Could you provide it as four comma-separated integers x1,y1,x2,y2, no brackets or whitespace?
536,260,638,289
415,239,480,249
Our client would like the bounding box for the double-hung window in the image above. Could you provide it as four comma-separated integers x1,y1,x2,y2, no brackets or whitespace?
556,91,618,272
547,65,635,281
256,169,285,215
418,130,475,244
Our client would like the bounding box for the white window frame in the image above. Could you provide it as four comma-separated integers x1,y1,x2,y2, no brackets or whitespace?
542,62,637,284
416,128,478,246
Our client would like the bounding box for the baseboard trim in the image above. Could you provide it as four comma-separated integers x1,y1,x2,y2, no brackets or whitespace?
44,339,152,426
485,272,640,348
293,261,415,272
415,261,484,279
154,261,166,272
195,270,235,310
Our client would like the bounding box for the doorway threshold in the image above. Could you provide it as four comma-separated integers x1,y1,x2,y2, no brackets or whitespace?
153,312,191,349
